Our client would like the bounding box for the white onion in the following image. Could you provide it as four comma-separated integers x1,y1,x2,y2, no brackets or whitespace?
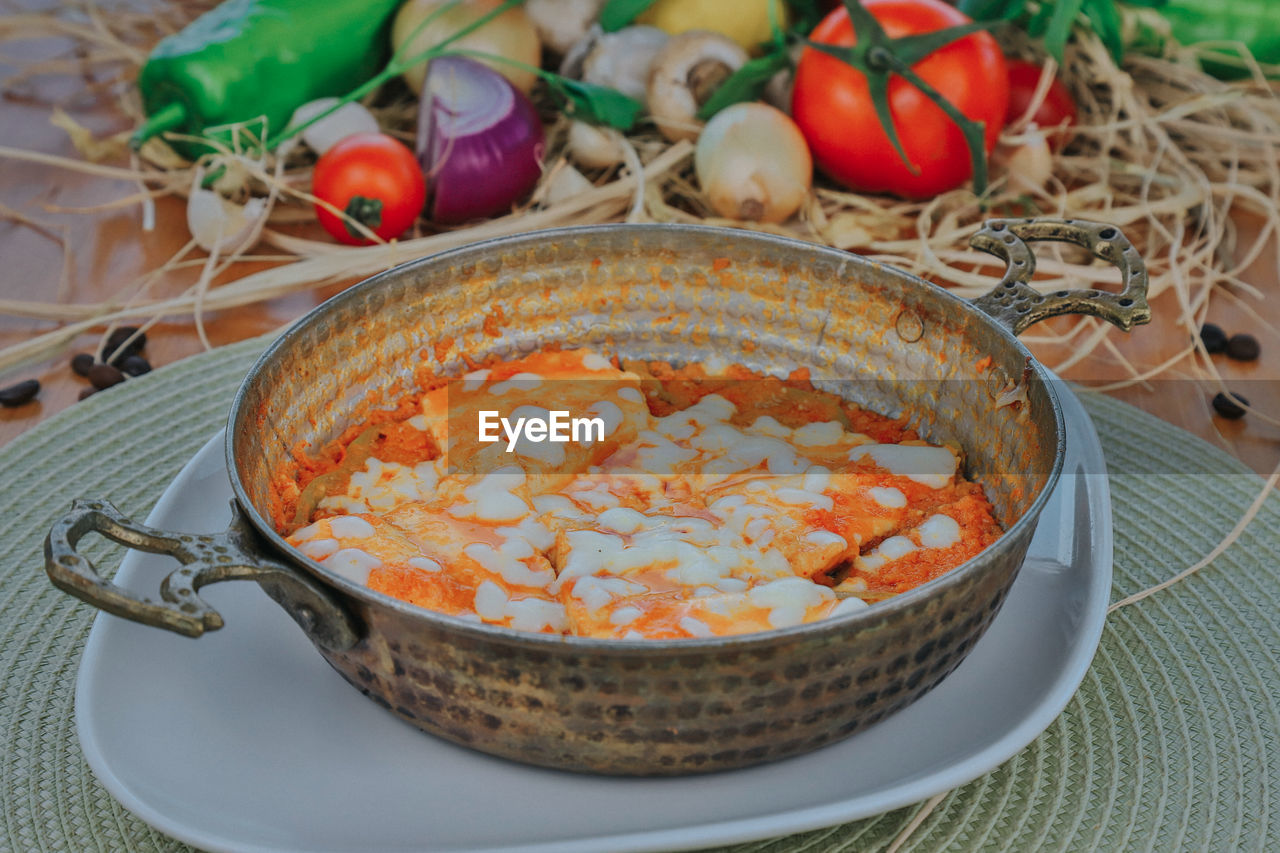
694,102,811,223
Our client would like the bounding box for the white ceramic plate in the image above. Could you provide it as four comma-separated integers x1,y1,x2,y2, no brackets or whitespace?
76,384,1111,853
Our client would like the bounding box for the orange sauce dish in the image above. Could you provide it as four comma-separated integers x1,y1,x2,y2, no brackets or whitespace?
273,349,1002,639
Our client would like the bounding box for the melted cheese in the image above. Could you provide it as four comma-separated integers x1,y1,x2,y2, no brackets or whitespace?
448,468,530,522
868,486,907,508
849,443,958,488
283,348,1002,639
919,513,962,548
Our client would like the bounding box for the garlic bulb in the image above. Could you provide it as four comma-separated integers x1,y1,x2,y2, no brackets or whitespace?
567,120,625,169
535,161,596,206
186,174,267,254
1002,127,1053,194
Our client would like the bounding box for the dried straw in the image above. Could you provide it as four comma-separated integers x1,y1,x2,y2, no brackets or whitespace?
3,5,1276,360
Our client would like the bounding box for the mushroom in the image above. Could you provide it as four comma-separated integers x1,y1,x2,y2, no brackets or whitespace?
577,25,670,101
645,30,747,142
525,0,605,56
762,42,804,115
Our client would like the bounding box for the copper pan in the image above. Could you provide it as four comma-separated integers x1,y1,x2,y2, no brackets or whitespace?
47,219,1148,774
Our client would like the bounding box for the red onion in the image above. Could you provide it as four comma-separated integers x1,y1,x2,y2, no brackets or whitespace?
418,56,546,224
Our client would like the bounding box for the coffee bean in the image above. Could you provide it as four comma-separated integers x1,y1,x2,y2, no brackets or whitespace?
1199,323,1227,354
71,352,95,376
1225,333,1260,362
120,355,151,377
1212,391,1249,419
88,363,125,390
78,386,97,401
0,378,39,407
104,326,145,362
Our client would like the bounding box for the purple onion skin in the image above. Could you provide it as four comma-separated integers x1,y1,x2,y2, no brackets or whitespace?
418,56,545,224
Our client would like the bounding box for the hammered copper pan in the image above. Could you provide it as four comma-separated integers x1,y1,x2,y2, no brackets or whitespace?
46,219,1148,775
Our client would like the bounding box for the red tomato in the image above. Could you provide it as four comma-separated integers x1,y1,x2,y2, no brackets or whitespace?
791,0,1009,199
1005,59,1078,150
312,133,426,245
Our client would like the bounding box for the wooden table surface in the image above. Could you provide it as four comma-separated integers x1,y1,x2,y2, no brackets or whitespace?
2,9,1277,476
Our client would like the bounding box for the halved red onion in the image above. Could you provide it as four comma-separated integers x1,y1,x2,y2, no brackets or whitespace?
418,55,546,224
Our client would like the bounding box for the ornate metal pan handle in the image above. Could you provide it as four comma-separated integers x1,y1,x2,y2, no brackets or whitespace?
45,498,359,651
970,218,1151,336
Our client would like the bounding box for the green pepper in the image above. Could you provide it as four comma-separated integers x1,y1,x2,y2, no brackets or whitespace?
132,0,404,157
1121,0,1280,78
1126,0,1280,78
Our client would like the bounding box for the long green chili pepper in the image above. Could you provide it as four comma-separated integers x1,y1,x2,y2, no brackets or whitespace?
131,0,404,157
1124,0,1280,79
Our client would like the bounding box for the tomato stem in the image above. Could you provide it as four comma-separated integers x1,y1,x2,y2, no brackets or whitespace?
804,0,998,194
873,48,990,194
343,195,384,239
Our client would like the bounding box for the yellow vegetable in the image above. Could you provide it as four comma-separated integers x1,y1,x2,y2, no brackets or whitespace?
392,0,541,95
638,0,787,50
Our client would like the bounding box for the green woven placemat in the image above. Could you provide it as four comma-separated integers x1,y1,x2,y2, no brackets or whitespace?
1,336,1277,852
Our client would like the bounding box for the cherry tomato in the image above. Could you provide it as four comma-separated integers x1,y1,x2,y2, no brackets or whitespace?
791,0,1008,199
312,132,426,245
1005,59,1078,151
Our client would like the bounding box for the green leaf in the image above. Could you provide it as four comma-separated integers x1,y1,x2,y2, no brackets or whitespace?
548,78,645,130
784,0,827,36
1024,2,1054,38
1081,0,1124,63
695,51,792,121
599,0,659,32
1043,0,1085,62
957,0,1028,20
